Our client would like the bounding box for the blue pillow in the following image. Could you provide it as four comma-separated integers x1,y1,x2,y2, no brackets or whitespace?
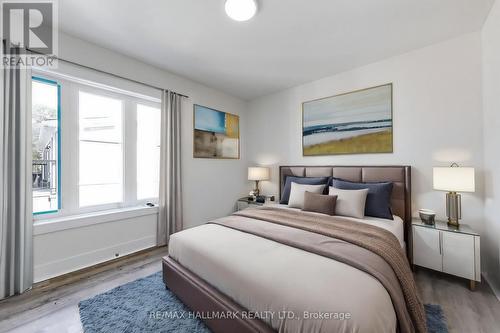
330,178,394,220
280,176,330,204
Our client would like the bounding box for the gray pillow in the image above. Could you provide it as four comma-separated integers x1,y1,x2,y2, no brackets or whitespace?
288,183,326,209
329,187,369,219
302,192,337,216
331,178,394,220
280,176,330,204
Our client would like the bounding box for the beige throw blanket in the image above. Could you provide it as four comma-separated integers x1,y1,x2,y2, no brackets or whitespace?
210,207,426,333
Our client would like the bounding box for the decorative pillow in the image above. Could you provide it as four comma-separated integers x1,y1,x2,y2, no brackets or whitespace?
280,176,330,204
331,178,394,220
288,183,326,209
302,192,337,216
328,187,369,219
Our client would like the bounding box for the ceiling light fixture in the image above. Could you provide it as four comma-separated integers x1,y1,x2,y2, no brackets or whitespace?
225,0,257,22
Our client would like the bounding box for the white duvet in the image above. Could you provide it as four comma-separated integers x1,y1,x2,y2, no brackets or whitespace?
168,207,404,333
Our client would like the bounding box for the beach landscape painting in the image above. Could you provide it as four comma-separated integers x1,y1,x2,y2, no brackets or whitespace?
302,84,393,156
193,104,239,159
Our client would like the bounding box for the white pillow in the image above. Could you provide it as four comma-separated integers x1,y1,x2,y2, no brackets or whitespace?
288,182,326,209
329,187,369,219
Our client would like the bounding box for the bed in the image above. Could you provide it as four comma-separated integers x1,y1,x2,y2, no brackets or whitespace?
162,166,423,333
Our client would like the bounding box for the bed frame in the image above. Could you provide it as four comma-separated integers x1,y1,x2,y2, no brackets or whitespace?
163,165,412,333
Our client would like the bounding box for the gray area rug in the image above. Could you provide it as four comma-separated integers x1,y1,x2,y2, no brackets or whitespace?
79,271,448,333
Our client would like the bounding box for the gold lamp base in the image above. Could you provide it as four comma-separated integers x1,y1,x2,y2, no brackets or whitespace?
253,180,260,197
447,218,459,228
446,191,461,228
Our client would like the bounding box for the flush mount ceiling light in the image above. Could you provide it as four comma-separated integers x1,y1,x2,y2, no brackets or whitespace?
225,0,257,21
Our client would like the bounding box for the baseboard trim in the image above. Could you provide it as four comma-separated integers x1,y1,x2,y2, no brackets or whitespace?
483,273,500,301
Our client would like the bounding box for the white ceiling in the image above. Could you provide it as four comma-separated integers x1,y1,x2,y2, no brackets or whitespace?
59,0,494,100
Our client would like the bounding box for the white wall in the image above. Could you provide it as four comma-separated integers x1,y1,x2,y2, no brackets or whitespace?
247,33,485,232
33,208,157,282
482,0,500,296
33,33,249,281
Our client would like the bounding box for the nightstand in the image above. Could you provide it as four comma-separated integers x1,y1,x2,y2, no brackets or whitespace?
236,197,271,211
412,219,480,290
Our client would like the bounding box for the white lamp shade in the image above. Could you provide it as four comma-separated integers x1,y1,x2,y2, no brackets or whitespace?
433,167,475,192
248,167,270,181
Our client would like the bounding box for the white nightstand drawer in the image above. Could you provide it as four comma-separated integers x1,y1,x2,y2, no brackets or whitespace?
442,232,475,280
413,226,442,272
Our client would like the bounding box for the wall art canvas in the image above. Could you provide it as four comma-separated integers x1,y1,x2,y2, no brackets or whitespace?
302,83,393,156
193,104,239,159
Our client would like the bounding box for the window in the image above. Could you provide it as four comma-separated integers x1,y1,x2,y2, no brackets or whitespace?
32,77,60,214
31,72,161,219
137,104,161,200
79,92,123,207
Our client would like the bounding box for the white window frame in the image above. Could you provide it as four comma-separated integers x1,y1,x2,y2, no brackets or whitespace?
33,70,161,221
76,85,126,212
135,100,163,202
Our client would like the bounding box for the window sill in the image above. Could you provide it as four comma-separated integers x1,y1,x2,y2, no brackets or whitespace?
33,205,159,236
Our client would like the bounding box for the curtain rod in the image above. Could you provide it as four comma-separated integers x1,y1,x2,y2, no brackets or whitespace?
26,48,189,99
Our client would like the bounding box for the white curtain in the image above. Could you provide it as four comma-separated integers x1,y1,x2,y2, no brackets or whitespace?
158,90,183,246
0,46,33,299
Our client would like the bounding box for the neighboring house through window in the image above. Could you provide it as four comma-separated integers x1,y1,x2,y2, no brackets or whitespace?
32,77,61,215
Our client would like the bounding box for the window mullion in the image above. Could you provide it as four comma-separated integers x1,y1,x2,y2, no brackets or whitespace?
66,82,80,214
123,99,137,206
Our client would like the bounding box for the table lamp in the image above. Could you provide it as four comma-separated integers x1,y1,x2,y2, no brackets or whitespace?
433,164,475,227
248,167,270,197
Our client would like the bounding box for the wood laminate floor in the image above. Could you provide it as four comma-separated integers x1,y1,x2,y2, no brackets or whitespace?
0,248,498,333
0,247,169,333
415,267,500,333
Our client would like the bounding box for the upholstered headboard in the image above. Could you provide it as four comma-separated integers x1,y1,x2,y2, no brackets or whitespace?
279,165,412,260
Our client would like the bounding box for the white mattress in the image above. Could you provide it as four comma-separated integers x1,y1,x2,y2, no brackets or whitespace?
168,210,400,333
